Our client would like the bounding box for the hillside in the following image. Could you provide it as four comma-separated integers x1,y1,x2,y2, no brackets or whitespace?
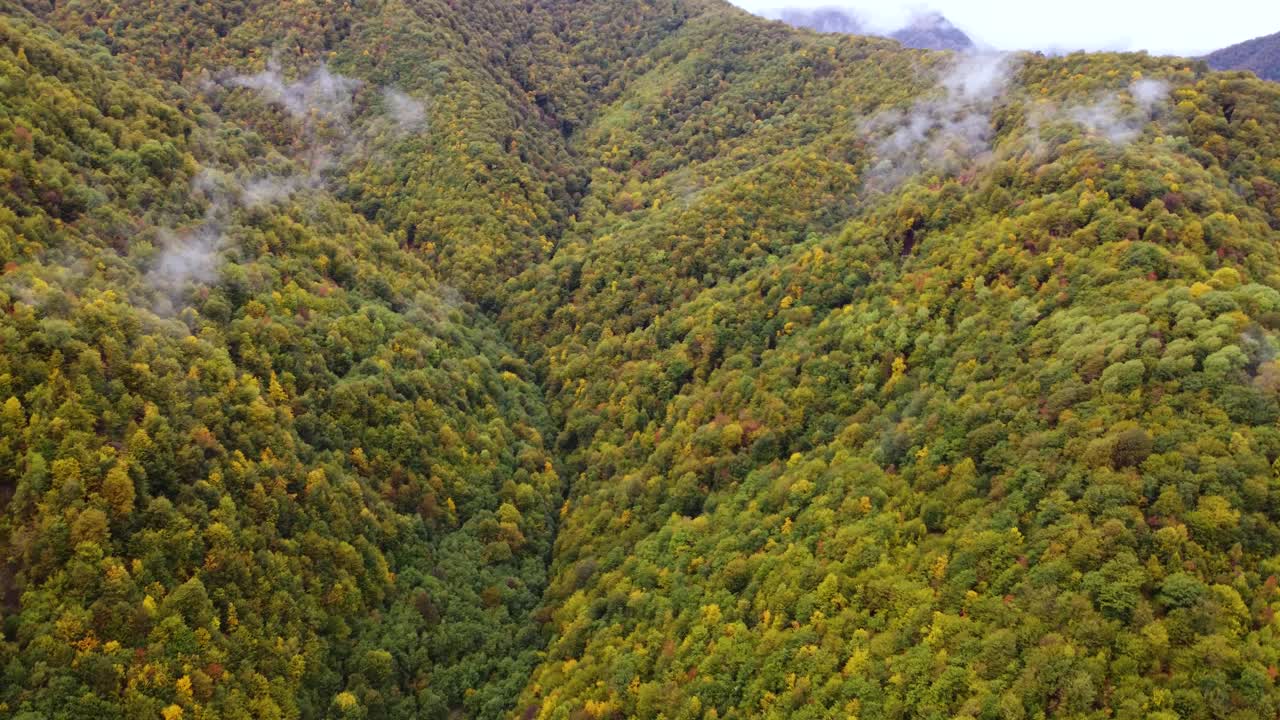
3,1,1280,719
1206,30,1280,81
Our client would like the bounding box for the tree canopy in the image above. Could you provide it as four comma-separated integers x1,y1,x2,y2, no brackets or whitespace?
3,1,1280,719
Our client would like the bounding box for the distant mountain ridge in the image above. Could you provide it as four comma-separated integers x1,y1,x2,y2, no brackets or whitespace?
1206,30,1280,81
777,6,975,51
777,7,862,34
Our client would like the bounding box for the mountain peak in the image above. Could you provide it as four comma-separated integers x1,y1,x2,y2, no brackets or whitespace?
890,11,975,51
775,6,975,51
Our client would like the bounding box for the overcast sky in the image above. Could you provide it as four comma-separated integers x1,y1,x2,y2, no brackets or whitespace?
729,1,1280,56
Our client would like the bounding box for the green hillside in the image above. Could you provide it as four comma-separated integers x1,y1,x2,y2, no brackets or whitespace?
3,2,1280,719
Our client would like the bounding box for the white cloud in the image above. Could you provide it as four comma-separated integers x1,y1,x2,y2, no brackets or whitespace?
230,62,361,126
861,52,1019,190
382,88,428,136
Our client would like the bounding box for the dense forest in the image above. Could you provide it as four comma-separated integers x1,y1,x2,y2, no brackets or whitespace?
3,1,1280,719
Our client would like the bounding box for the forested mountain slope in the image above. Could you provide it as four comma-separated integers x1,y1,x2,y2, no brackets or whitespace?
1206,30,1280,82
3,1,1280,719
506,28,1280,719
0,9,563,718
